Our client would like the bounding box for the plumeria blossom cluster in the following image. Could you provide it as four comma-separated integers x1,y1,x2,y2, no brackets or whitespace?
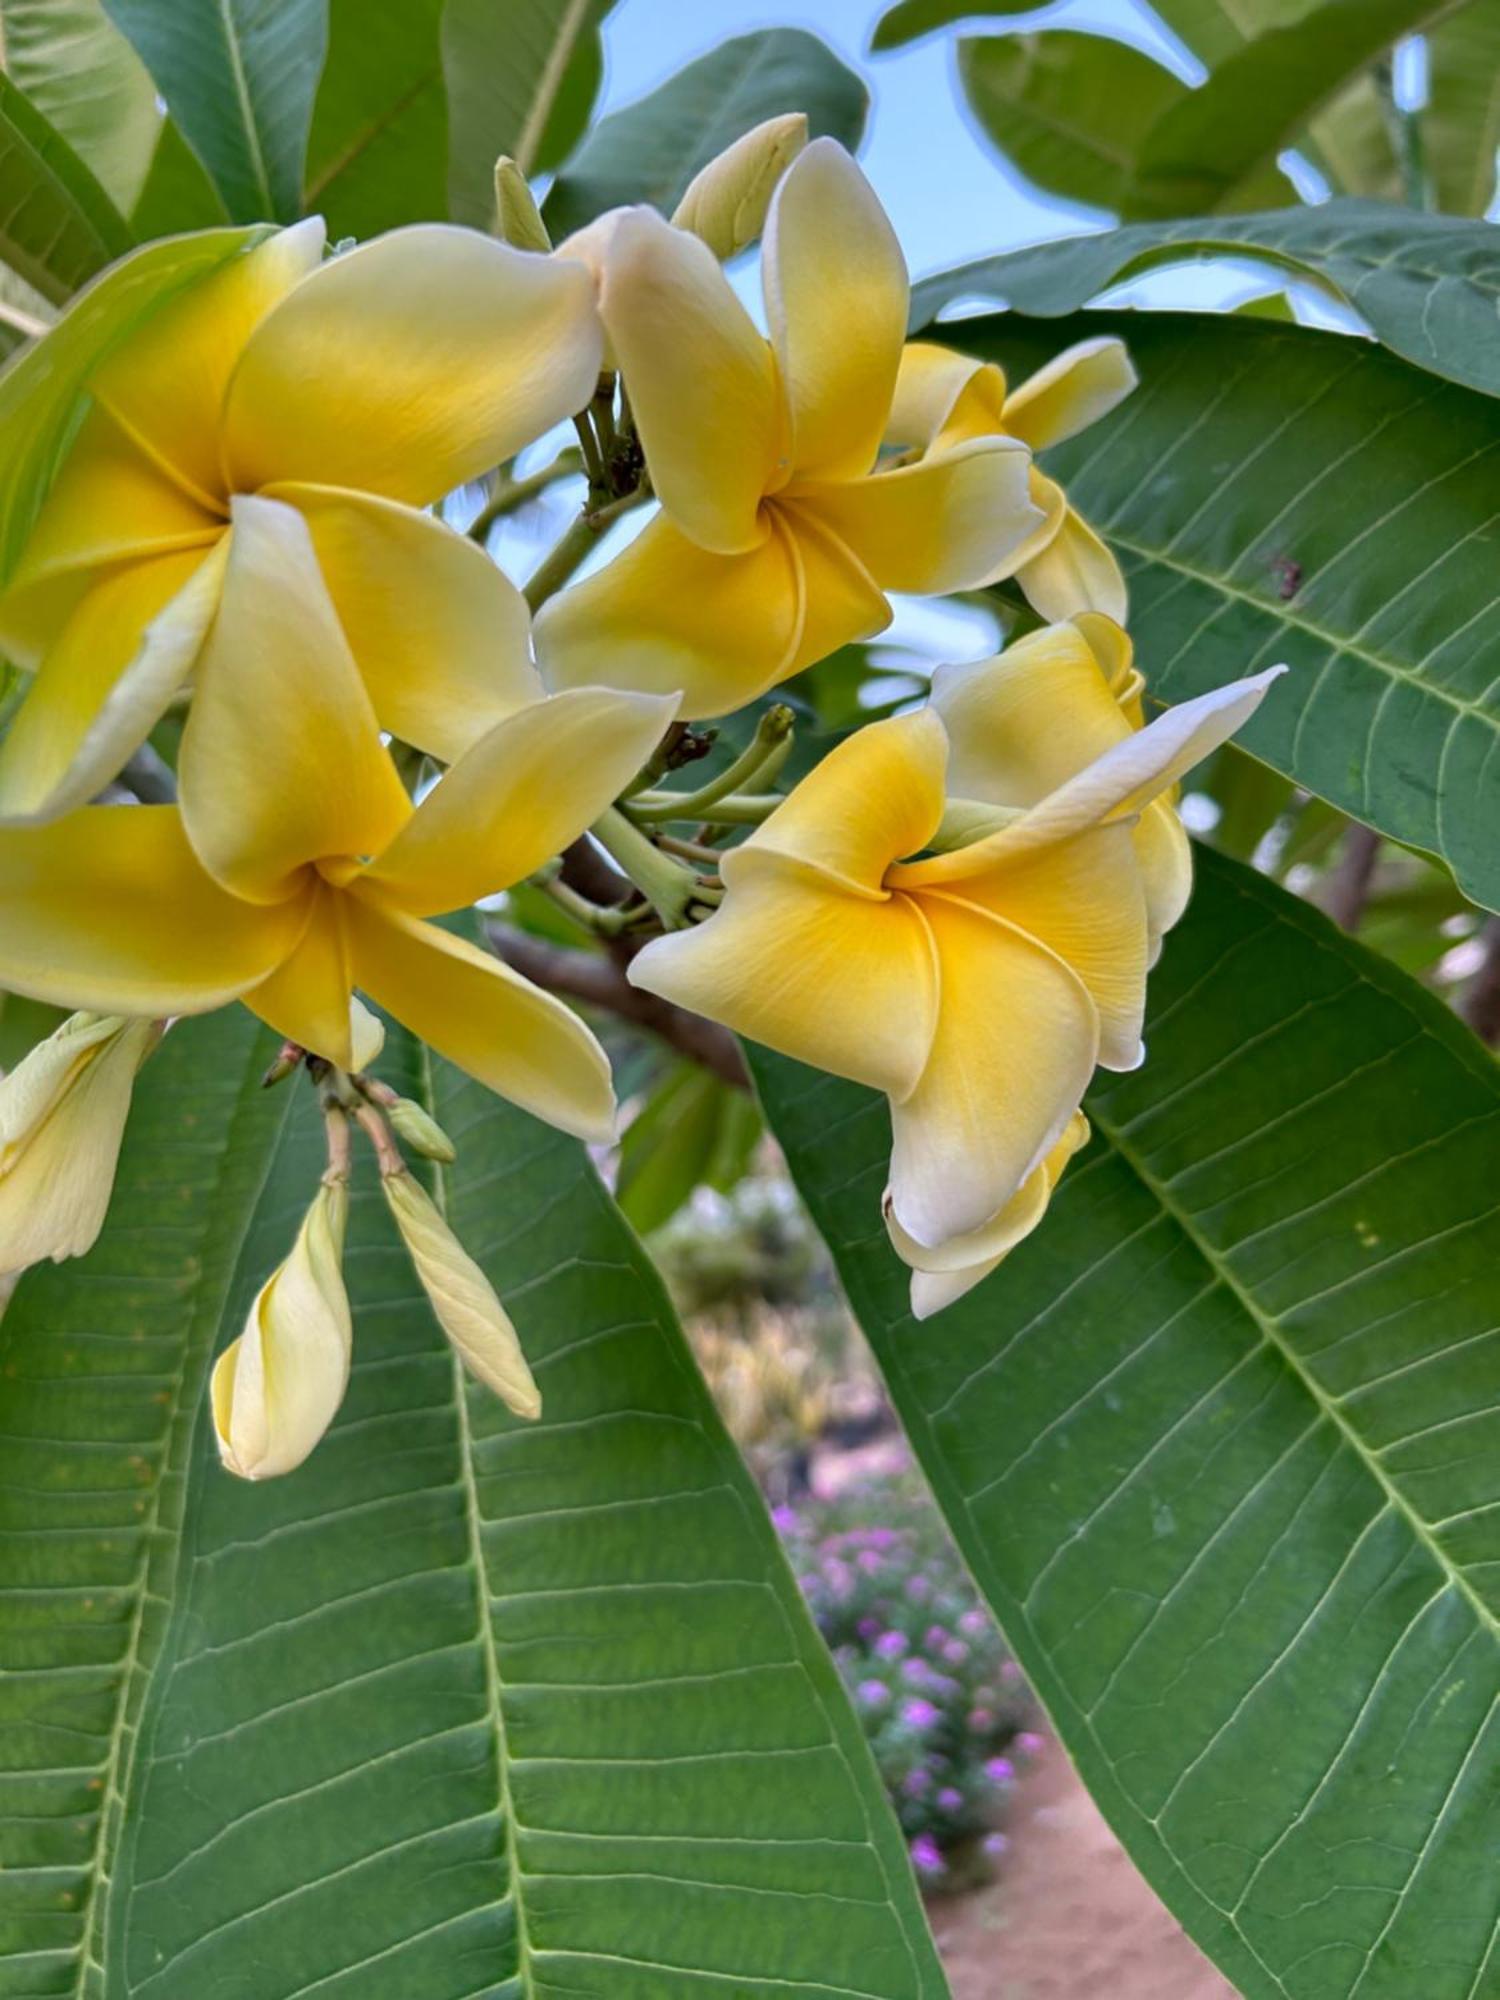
0,119,1279,1474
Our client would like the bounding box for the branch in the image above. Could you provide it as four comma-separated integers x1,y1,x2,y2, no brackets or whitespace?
1462,917,1500,1048
487,923,750,1090
1322,823,1380,931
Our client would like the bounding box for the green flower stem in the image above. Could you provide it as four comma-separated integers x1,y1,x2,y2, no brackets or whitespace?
628,705,795,821
591,805,700,930
646,792,782,826
522,486,649,613
467,448,584,545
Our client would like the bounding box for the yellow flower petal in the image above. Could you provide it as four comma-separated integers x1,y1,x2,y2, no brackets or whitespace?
0,407,222,664
1000,336,1137,451
741,707,947,897
763,140,906,482
885,341,1006,451
361,686,676,917
382,1171,540,1420
1016,501,1129,624
629,855,939,1102
790,435,1043,594
223,227,603,506
0,807,307,1015
890,1112,1091,1319
1136,796,1194,954
276,481,542,762
212,1179,352,1480
241,883,355,1069
888,894,1098,1247
0,544,225,825
94,220,327,512
349,995,385,1073
589,207,781,553
777,504,890,679
346,902,617,1143
0,1012,160,1277
178,495,411,904
534,508,801,719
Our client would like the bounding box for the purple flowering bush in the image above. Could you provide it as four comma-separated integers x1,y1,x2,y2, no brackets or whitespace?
776,1473,1043,1890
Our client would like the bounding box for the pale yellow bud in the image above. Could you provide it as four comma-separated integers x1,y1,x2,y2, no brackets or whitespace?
670,114,808,260
212,1181,352,1480
494,156,552,253
385,1097,457,1164
0,1012,161,1278
349,997,385,1074
383,1171,540,1419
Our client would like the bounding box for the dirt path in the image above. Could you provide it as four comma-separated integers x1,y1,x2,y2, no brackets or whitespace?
929,1739,1241,2000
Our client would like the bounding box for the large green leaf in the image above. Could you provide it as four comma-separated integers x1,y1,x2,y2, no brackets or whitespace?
911,199,1500,401
0,1005,947,1996
102,0,328,223
127,116,233,238
0,226,260,583
440,0,617,230
1424,2,1500,214
753,848,1500,2000
0,0,159,211
544,28,869,241
934,308,1500,912
870,0,1037,51
0,69,131,303
1128,0,1453,215
302,0,449,238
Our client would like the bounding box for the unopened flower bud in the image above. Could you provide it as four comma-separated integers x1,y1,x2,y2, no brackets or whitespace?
671,114,808,260
0,1012,161,1277
385,1097,457,1164
383,1171,540,1419
494,156,552,253
212,1180,352,1480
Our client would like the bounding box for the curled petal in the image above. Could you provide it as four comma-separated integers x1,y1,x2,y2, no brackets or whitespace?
1016,501,1128,624
1136,797,1194,955
741,707,947,897
1000,337,1137,451
888,895,1098,1248
588,207,781,552
349,996,385,1073
179,495,410,904
671,114,808,261
885,341,1007,452
383,1171,540,1419
629,855,939,1103
241,883,355,1070
790,435,1043,594
362,686,677,916
0,543,225,825
763,140,907,482
278,483,542,761
535,508,801,719
0,1013,160,1277
889,1112,1091,1320
0,806,306,1017
223,227,603,505
347,903,617,1144
212,1180,352,1480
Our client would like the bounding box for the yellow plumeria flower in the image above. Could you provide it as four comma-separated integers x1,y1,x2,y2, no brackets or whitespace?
0,1010,160,1275
0,218,602,824
886,337,1137,624
536,139,1046,717
212,1178,352,1480
885,1112,1091,1321
630,628,1280,1251
0,498,675,1140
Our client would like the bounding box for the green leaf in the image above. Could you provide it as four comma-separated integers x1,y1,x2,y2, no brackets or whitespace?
0,69,131,303
870,0,1038,52
618,1060,763,1235
544,28,869,241
440,0,617,230
0,1005,947,1994
1129,0,1454,216
302,0,450,238
0,0,159,211
938,308,1500,912
128,115,233,238
1423,2,1500,214
102,0,329,222
753,847,1500,2000
910,199,1500,401
0,225,262,582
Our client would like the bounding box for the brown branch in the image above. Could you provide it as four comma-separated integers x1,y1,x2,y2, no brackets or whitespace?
1322,823,1381,931
1462,917,1500,1048
487,923,750,1090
